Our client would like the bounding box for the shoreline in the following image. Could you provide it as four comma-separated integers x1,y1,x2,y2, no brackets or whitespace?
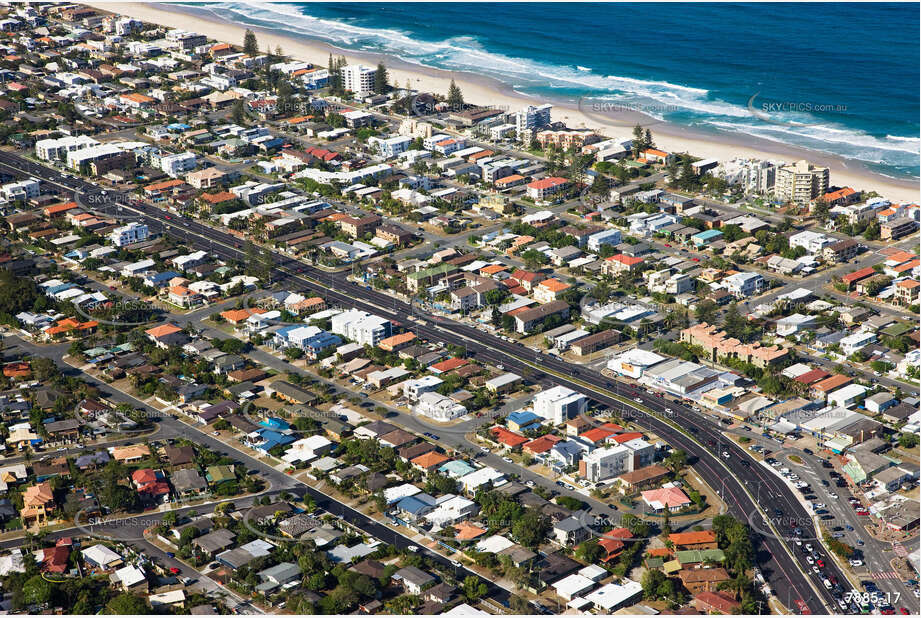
91,2,920,203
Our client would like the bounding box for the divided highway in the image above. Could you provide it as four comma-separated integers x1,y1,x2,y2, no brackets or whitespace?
0,150,839,614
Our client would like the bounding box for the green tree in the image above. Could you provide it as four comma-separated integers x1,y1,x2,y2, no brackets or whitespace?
243,29,259,56
231,99,246,125
462,575,487,602
631,124,644,158
898,433,919,448
22,575,54,605
694,299,719,324
374,62,389,95
510,508,549,549
447,79,464,107
105,594,151,615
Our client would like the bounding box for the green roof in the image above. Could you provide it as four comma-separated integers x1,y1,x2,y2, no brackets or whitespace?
406,263,457,280
206,465,236,483
881,322,912,337
676,549,725,565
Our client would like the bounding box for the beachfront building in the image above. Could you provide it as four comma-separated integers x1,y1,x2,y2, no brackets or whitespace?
775,160,829,205
713,158,778,194
514,104,552,137
342,64,376,97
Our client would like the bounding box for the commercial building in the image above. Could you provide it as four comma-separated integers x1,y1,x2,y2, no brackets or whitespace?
607,349,666,379
532,385,587,425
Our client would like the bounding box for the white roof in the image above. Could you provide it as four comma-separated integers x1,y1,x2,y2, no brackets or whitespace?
383,483,421,504
474,534,515,554
553,573,596,600
781,363,813,379
114,564,146,587
149,590,186,606
82,544,122,566
578,564,608,581
444,603,489,616
613,348,665,367
829,383,868,401
584,579,643,610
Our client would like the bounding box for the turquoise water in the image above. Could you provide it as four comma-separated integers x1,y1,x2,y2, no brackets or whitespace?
179,2,920,179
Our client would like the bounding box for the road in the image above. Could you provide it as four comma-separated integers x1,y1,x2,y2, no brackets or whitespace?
1,149,843,613
0,331,521,613
723,427,918,612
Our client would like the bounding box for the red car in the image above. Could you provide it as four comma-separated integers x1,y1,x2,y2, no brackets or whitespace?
691,257,700,262
664,243,671,247
816,559,824,567
856,509,869,516
169,567,180,574
881,609,895,615
164,214,171,219
899,609,909,615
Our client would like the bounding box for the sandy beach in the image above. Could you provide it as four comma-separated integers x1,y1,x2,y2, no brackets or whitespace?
90,2,919,203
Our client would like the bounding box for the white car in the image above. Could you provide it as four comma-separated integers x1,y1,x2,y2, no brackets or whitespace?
849,559,863,567
502,457,513,464
795,539,802,546
722,451,731,459
812,566,820,574
634,397,643,403
813,503,826,510
406,545,419,552
806,556,814,565
805,544,813,552
771,461,782,467
479,446,490,453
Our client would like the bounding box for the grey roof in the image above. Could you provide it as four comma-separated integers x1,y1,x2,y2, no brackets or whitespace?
217,547,257,569
171,468,207,492
44,418,82,433
554,515,586,532
279,513,319,537
258,561,301,584
395,565,436,587
193,528,236,554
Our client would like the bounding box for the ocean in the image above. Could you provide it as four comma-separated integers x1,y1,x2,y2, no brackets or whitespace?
180,2,920,180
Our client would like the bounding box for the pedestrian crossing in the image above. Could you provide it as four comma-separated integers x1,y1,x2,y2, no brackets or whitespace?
871,570,901,580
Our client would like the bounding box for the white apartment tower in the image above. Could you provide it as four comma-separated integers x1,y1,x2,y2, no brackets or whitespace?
775,159,829,205
514,104,552,137
341,64,377,98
